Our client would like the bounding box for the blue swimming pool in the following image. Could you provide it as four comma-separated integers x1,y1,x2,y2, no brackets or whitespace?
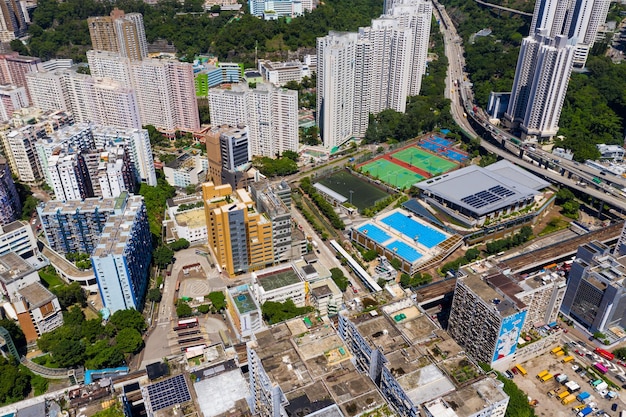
381,212,447,248
357,223,392,245
385,240,422,263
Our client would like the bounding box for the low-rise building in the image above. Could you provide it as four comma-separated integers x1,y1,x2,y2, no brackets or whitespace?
309,278,342,316
597,143,625,161
0,252,40,301
163,153,208,188
227,284,263,339
258,60,311,87
166,195,207,243
0,221,37,258
250,264,307,307
13,282,64,343
422,378,509,417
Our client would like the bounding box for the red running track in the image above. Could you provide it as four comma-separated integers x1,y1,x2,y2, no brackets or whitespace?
383,155,432,178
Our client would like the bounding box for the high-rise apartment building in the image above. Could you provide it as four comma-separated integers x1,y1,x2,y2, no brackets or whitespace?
26,69,142,130
91,195,151,313
0,53,41,101
0,84,28,121
208,83,298,157
504,32,574,141
47,152,94,201
205,125,253,190
316,32,358,149
202,182,274,276
561,240,626,336
96,146,136,199
448,273,528,366
530,0,610,66
250,180,292,263
0,157,21,226
88,55,199,131
88,8,147,61
0,109,74,182
0,0,28,42
316,0,431,148
387,0,432,96
249,0,313,20
37,194,128,255
92,125,157,187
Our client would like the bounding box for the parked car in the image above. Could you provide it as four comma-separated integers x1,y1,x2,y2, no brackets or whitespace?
611,404,618,412
505,370,514,379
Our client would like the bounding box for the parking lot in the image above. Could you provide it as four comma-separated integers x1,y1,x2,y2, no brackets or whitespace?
509,345,625,417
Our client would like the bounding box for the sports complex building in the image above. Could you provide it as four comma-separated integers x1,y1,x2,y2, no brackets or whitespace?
351,208,463,275
415,160,550,227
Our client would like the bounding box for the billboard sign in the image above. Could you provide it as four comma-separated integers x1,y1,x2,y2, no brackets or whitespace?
492,310,527,363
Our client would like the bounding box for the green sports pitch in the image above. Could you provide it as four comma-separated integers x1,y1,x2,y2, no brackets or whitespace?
359,159,425,190
316,171,390,210
390,147,458,176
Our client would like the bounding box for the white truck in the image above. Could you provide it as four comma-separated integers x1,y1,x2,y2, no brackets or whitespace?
556,374,569,383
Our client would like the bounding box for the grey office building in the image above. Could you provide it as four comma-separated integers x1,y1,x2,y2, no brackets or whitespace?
220,127,252,190
561,240,626,337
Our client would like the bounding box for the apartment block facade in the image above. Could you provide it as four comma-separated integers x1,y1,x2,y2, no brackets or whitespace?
0,84,28,121
91,195,151,313
202,182,274,276
88,8,148,61
208,83,298,157
0,157,21,226
0,53,40,101
0,0,29,42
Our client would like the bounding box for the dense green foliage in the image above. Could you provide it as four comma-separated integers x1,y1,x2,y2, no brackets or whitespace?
300,177,345,229
253,155,299,177
485,226,532,255
37,308,146,369
330,267,349,292
139,175,176,238
399,272,432,288
0,319,26,353
24,0,383,65
614,347,626,361
176,300,193,318
146,288,163,303
555,188,580,219
261,300,314,324
52,281,87,309
153,245,174,268
207,291,227,312
170,238,190,251
362,249,378,262
557,57,626,161
0,357,31,405
294,198,327,237
15,183,40,221
284,75,316,109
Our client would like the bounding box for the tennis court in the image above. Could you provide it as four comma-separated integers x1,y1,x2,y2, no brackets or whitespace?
360,159,425,189
391,147,458,176
442,149,468,162
429,136,453,146
317,171,389,211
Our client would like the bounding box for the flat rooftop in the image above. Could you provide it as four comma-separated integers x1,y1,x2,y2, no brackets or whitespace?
175,208,206,229
0,252,35,284
193,368,249,417
17,282,56,308
460,274,519,317
255,266,301,291
417,160,547,216
439,377,508,416
230,288,258,314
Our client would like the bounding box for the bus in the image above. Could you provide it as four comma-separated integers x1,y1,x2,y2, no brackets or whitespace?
594,362,608,374
551,346,564,355
515,364,527,376
174,318,198,331
536,370,549,379
595,348,615,361
562,355,575,363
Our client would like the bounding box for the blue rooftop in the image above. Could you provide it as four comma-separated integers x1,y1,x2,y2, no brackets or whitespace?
357,223,392,245
385,240,422,263
381,212,447,248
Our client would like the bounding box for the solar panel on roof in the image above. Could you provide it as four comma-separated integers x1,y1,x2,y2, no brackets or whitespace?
489,185,515,197
146,374,191,412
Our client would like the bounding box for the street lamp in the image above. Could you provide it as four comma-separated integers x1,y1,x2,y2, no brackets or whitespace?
349,190,354,205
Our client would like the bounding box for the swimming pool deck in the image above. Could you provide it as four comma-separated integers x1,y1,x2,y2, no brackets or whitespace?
353,208,452,267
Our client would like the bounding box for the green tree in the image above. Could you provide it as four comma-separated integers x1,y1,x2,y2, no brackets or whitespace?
197,304,211,314
176,301,193,318
147,288,162,303
115,328,144,354
51,337,86,368
153,245,174,268
0,357,31,405
261,299,313,324
208,291,226,311
362,249,378,262
81,318,104,344
109,309,147,333
170,238,190,251
63,305,85,326
330,268,349,291
282,150,299,162
51,282,87,309
0,319,26,353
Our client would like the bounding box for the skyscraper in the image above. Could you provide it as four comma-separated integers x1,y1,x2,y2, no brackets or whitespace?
208,83,298,157
0,84,28,121
47,152,94,201
88,8,148,61
316,32,358,149
0,157,21,226
529,0,610,66
92,195,152,313
0,53,41,102
504,32,575,141
0,0,28,42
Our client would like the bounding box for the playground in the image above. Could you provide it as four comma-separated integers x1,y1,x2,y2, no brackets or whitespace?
316,170,390,210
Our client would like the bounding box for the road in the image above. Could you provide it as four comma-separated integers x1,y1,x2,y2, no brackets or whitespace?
434,2,626,212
